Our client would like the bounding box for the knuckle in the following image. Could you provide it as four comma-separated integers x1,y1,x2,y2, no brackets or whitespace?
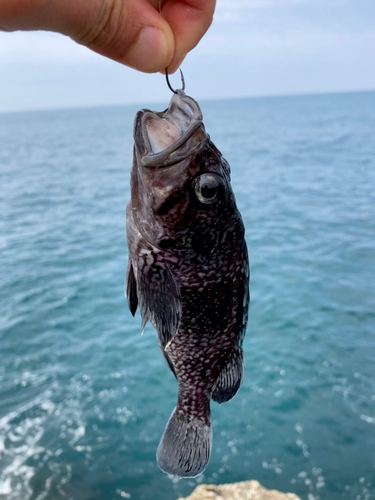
72,0,121,50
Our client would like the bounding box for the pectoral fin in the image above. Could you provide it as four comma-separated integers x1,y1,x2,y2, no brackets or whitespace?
126,260,138,316
137,257,181,348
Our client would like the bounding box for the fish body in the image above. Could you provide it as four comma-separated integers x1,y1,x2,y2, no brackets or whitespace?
126,90,249,477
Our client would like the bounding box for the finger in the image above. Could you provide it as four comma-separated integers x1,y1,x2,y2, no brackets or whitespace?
160,0,216,73
36,0,176,73
0,0,57,30
75,0,176,73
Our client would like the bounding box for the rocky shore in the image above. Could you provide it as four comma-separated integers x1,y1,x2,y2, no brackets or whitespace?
178,480,302,500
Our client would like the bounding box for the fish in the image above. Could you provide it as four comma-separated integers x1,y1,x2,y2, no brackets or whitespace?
126,89,249,478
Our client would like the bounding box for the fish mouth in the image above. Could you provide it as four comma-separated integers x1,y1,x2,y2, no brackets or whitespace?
134,90,207,169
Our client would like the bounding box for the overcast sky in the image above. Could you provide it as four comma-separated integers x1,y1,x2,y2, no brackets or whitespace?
1,0,375,112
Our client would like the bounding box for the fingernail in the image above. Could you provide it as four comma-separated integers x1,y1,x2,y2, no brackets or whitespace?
167,55,186,75
126,27,171,73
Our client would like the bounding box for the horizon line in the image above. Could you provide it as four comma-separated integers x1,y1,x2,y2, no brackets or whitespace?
1,87,375,116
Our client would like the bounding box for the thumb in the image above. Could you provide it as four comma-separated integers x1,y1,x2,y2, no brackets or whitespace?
35,0,176,73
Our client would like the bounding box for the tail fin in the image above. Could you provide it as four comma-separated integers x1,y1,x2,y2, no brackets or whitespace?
156,407,212,478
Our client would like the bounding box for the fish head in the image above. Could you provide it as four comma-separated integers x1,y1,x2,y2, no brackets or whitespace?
130,91,240,256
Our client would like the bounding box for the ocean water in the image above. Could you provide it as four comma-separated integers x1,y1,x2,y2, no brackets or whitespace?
0,91,374,500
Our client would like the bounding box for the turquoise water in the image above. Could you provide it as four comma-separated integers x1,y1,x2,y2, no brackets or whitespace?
0,91,374,500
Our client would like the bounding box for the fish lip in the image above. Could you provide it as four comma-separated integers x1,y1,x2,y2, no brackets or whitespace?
134,91,205,170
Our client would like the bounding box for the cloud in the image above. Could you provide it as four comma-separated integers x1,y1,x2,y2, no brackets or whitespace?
0,31,95,63
0,0,375,111
214,0,306,21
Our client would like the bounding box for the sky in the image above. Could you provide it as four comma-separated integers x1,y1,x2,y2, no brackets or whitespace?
1,0,375,112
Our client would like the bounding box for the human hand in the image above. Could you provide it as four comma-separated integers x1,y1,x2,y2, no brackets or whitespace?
0,0,216,73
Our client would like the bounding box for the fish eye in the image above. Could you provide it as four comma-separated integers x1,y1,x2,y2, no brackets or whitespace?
193,174,223,205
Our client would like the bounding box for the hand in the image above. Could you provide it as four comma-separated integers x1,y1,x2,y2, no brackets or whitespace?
0,0,216,73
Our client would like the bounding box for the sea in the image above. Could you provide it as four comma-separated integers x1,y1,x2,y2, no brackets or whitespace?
0,91,374,500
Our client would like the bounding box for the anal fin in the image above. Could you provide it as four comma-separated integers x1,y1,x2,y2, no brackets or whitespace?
212,350,244,404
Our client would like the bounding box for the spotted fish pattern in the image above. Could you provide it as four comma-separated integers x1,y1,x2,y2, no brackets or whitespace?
126,90,249,477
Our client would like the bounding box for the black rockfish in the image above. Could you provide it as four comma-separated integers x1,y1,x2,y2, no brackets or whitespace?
126,89,249,477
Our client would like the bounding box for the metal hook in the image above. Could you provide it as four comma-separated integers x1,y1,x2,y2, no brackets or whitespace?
165,68,185,94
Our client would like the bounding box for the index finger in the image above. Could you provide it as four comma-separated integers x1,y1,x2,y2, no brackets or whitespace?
160,0,216,73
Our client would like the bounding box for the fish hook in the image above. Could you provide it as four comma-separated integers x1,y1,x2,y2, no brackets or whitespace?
165,68,185,94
